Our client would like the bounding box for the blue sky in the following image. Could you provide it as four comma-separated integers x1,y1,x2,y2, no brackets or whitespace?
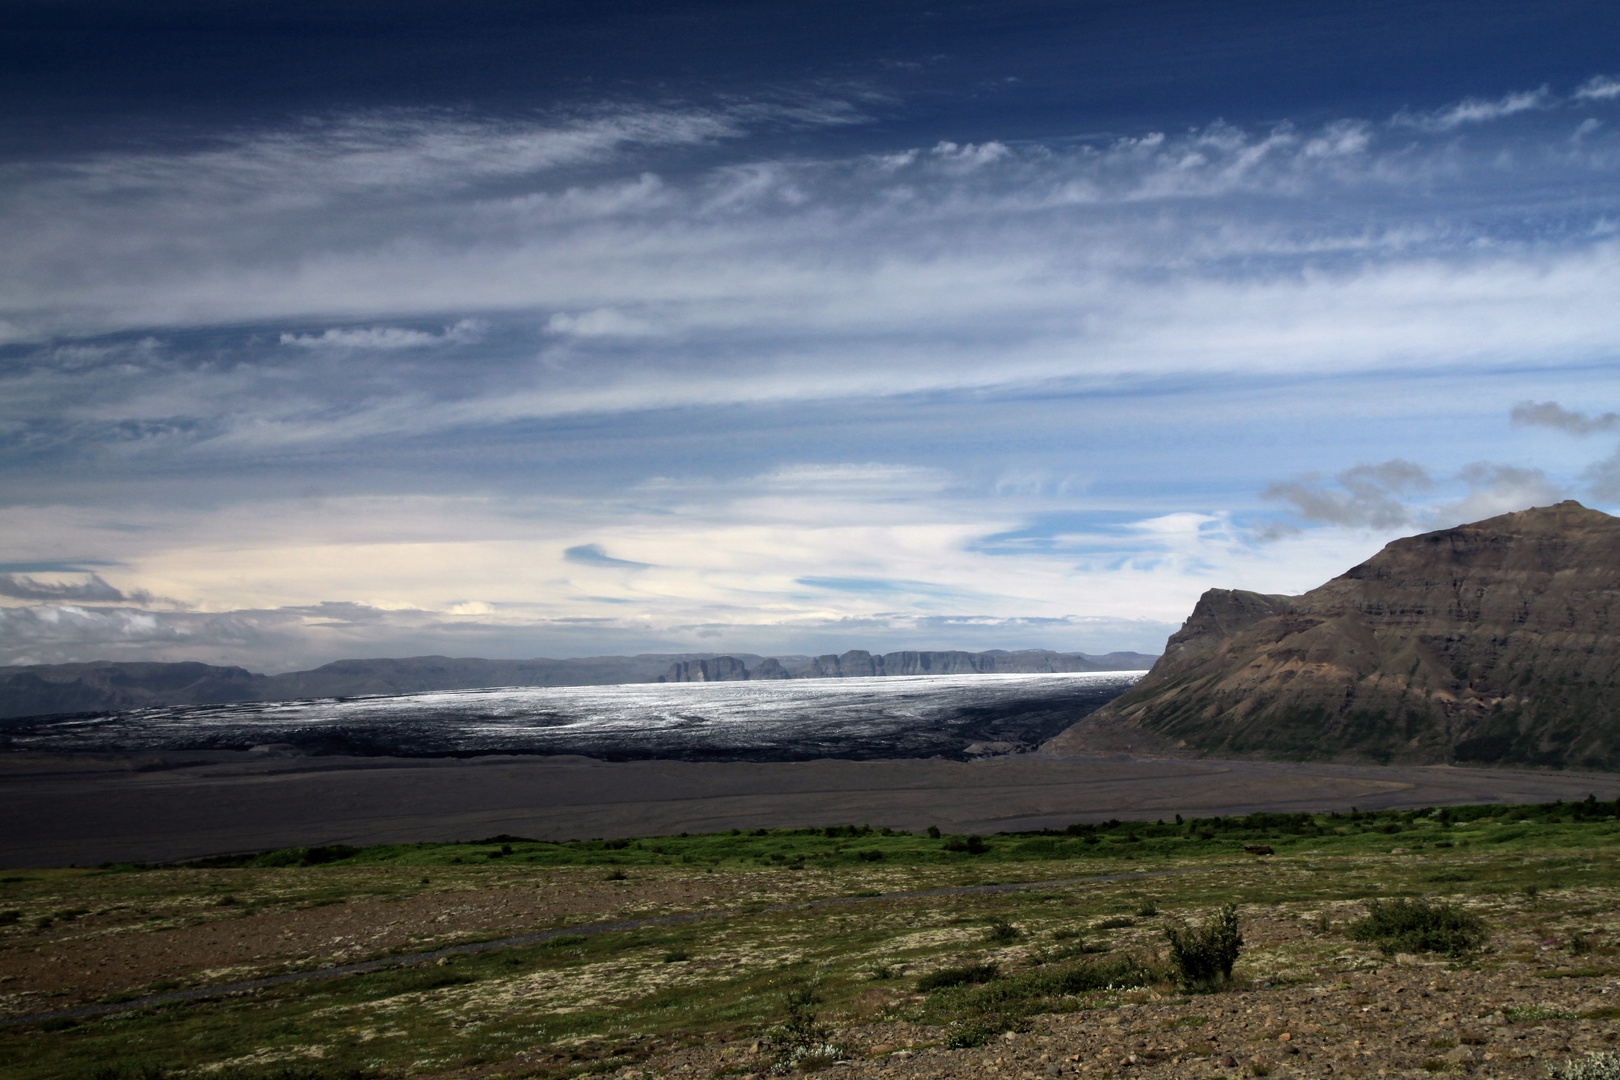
3,1,1619,670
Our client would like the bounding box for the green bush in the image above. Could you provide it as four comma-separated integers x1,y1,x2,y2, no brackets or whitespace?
1164,903,1243,991
766,981,839,1074
985,919,1021,945
1345,898,1487,957
917,962,999,992
945,1022,995,1049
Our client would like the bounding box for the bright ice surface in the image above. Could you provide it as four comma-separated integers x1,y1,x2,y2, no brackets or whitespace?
0,671,1145,761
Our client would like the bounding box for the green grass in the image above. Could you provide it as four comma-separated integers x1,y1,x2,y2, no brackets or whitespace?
78,797,1601,873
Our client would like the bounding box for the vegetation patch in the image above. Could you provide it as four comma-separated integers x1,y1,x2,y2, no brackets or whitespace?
1345,897,1488,957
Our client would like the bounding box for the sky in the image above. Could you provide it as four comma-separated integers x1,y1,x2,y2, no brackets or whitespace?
3,0,1620,671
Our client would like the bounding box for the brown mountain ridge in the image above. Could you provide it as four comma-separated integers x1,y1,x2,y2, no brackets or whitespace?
1044,500,1620,769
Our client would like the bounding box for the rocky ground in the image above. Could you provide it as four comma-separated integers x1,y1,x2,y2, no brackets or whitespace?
572,960,1618,1080
6,828,1620,1080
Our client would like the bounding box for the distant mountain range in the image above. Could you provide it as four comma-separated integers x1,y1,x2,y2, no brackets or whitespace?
0,648,1156,721
1044,501,1620,770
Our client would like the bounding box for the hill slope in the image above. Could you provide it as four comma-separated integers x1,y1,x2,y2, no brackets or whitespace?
1044,500,1620,769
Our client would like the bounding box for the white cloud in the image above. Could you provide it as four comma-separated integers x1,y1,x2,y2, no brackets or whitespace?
930,140,1010,171
1575,76,1620,102
5,90,1620,668
1397,86,1553,130
546,309,658,337
279,320,483,349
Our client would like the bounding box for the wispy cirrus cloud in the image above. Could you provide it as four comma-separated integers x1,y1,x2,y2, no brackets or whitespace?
1396,86,1554,130
5,77,1620,668
1575,76,1620,102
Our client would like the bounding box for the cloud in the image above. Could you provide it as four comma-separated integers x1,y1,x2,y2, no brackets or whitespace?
0,572,149,604
546,309,658,337
5,86,1620,670
280,320,483,349
1511,400,1620,435
1397,86,1553,130
1586,451,1620,503
795,576,970,599
1261,458,1566,538
1261,459,1434,530
1575,76,1620,103
1432,463,1564,525
930,140,1010,171
563,544,651,569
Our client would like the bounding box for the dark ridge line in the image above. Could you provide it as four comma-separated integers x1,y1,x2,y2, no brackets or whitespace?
0,864,1214,1030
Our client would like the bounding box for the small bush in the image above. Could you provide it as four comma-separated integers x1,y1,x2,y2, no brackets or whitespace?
943,835,989,854
985,919,1021,945
1164,903,1243,992
1094,916,1135,930
918,962,1000,992
1136,901,1159,917
662,948,690,963
858,849,885,862
766,981,839,1074
543,934,588,948
1345,898,1487,957
945,1023,994,1049
604,869,628,881
1570,932,1595,956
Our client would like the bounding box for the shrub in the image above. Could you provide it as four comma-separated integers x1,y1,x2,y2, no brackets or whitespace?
943,835,989,854
1164,903,1243,992
985,919,1021,945
767,981,839,1074
1136,901,1160,917
945,1022,994,1049
858,849,885,862
662,947,690,962
1345,898,1487,957
1551,1051,1620,1080
917,962,999,992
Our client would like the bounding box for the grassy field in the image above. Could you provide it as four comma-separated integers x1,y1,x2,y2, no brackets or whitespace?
4,797,1620,1080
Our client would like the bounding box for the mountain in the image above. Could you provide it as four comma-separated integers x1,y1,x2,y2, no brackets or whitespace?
1044,501,1620,770
0,654,757,720
656,649,1156,682
0,648,1157,720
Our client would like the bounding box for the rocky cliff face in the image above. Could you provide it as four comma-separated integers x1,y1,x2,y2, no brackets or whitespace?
658,656,752,682
1044,501,1620,769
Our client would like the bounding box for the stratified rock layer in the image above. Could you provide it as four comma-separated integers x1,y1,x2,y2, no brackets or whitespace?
1045,501,1620,769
